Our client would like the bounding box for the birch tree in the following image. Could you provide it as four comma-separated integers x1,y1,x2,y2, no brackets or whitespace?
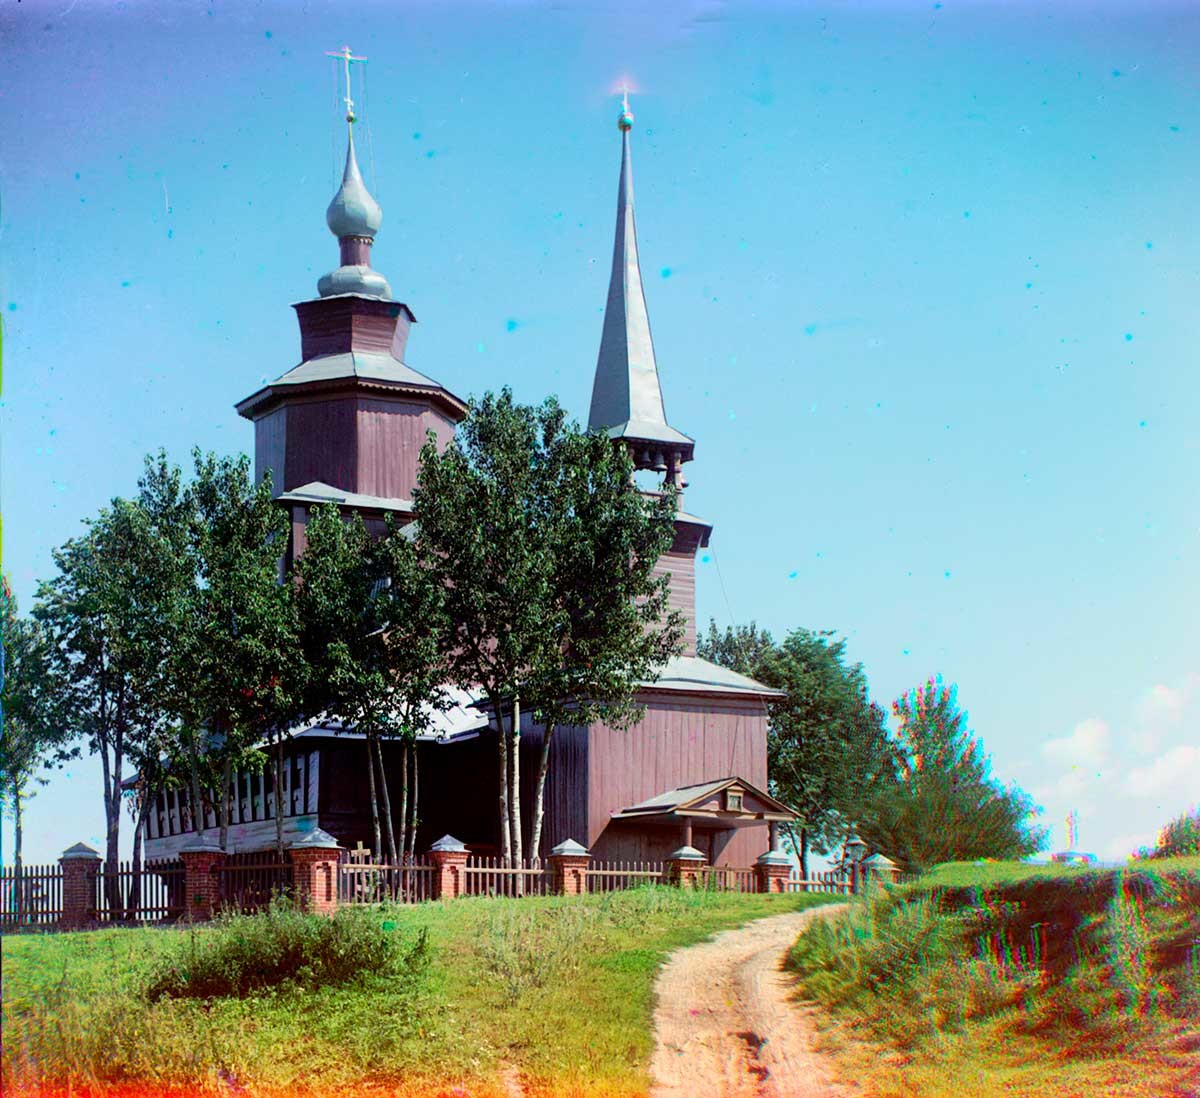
416,389,683,863
295,505,447,861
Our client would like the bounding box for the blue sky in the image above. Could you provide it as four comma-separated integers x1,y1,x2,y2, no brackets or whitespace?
2,0,1197,865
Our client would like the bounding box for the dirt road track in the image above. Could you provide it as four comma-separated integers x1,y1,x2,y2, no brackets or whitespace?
649,905,854,1098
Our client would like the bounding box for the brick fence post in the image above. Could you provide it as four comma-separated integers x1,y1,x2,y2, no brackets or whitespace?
755,848,792,894
180,839,227,922
428,835,469,900
547,838,591,896
665,845,706,889
59,842,102,930
289,828,343,915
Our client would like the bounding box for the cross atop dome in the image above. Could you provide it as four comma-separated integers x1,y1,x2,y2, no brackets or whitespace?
318,46,391,300
588,91,694,488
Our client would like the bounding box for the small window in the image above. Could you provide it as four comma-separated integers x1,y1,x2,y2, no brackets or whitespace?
726,791,744,812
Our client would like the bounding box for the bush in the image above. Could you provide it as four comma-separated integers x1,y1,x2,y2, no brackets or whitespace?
1135,807,1200,860
145,899,429,1000
788,863,1200,1054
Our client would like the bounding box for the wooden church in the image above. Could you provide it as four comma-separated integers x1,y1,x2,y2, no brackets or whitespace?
138,90,794,868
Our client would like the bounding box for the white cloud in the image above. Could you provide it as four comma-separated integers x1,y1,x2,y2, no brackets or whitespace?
1133,673,1200,753
1042,717,1111,767
1035,674,1199,859
1126,744,1200,802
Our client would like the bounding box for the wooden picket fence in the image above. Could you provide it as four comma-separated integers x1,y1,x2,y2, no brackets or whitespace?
215,858,294,914
583,859,665,893
0,863,64,929
784,868,853,894
94,859,186,922
338,855,437,905
461,855,552,897
698,865,759,893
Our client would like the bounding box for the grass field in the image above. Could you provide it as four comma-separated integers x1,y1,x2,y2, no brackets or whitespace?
2,886,839,1098
787,856,1200,1098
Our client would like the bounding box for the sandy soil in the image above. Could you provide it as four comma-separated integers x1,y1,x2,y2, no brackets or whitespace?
649,905,854,1098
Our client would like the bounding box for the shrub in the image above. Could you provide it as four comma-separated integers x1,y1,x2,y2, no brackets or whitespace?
144,899,429,1000
789,863,1200,1055
1135,807,1200,860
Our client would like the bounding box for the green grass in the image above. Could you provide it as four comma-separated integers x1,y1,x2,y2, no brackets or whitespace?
786,858,1200,1098
2,886,839,1098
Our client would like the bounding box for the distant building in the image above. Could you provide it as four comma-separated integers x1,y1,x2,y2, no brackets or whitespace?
137,93,792,866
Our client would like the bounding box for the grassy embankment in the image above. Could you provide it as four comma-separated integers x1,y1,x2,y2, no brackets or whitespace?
2,885,838,1098
787,856,1200,1098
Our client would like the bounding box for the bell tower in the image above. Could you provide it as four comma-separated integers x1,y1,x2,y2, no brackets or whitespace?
588,94,710,656
236,47,466,553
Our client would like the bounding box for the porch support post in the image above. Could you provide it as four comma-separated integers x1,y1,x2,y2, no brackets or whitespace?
681,816,693,849
428,835,469,900
59,843,102,930
289,828,343,916
548,838,591,896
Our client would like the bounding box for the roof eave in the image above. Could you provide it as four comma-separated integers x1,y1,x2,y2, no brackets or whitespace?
235,375,469,422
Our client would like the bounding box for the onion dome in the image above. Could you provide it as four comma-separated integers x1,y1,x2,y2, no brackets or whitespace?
326,128,382,239
317,125,391,299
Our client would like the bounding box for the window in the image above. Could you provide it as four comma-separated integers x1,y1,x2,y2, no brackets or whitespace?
726,790,744,812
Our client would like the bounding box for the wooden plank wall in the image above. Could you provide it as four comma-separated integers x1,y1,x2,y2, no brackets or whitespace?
254,406,287,493
283,396,358,492
585,692,771,866
354,398,456,501
518,720,590,860
654,521,705,656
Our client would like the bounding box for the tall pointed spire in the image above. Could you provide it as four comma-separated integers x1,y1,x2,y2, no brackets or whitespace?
318,46,391,300
589,92,693,482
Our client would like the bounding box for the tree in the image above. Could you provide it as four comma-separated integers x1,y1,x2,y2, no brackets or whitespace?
859,676,1047,872
34,493,180,919
415,388,681,864
701,622,894,876
697,621,777,679
1,577,77,903
415,390,563,865
295,504,448,861
524,423,682,861
1134,808,1200,860
175,451,303,859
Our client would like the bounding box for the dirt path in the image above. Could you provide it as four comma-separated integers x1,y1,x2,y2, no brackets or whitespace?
649,905,853,1098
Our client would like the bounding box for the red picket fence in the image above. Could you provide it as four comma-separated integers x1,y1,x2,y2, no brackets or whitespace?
0,863,63,929
462,856,552,897
584,860,665,893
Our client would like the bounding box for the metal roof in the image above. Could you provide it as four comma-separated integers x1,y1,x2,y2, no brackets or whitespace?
276,480,413,514
613,775,797,821
325,128,382,240
269,350,444,391
284,686,490,745
588,114,691,453
640,655,783,697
